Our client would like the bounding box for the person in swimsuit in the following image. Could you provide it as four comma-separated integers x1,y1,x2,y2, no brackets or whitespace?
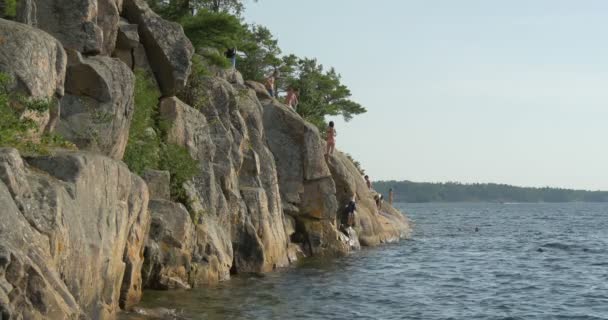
365,175,372,190
389,188,394,205
325,121,336,155
285,87,298,109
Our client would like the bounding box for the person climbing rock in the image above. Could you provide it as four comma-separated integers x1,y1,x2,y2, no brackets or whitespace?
285,87,299,109
325,121,336,156
365,175,372,190
225,47,237,69
375,194,383,211
265,72,277,97
345,194,357,228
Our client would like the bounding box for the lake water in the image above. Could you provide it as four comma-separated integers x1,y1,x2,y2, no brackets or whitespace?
123,203,608,320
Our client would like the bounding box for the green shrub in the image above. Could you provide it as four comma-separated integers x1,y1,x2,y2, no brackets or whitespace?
180,10,242,50
178,55,209,110
123,69,199,208
0,72,75,155
159,144,199,203
201,50,230,69
123,69,162,175
3,0,17,19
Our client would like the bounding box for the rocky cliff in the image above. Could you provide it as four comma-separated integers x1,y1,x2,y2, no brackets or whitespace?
0,1,411,319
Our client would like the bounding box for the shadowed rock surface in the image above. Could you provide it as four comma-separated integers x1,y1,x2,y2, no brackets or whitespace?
122,0,193,96
55,53,135,160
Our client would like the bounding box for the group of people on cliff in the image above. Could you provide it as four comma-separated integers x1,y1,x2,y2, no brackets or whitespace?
226,47,395,232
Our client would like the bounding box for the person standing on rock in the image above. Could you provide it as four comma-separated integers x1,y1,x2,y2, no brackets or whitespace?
365,175,372,190
285,87,299,109
389,188,394,205
325,121,336,156
265,70,278,97
225,47,237,69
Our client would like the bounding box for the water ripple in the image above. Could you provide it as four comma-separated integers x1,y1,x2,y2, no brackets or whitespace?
122,203,608,320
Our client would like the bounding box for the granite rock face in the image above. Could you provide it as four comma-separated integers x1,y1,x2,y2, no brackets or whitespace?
16,0,103,54
0,18,67,136
327,152,412,246
142,200,195,290
55,53,135,160
122,0,193,96
258,87,348,256
0,149,150,319
139,74,294,288
15,0,124,54
0,2,412,317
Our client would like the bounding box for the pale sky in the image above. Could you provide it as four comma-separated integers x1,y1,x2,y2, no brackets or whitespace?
245,0,608,190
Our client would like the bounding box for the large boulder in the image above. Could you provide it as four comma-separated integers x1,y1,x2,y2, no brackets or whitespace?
142,169,170,200
55,53,135,160
98,0,123,54
142,200,195,290
327,152,411,246
16,0,100,54
0,18,67,136
0,148,150,319
123,0,194,96
140,76,292,288
15,0,123,54
259,88,348,256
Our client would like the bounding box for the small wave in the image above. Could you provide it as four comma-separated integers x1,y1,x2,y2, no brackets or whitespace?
541,242,577,251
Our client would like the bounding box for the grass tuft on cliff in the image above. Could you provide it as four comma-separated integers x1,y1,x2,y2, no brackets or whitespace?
3,0,17,19
0,72,75,155
124,69,199,205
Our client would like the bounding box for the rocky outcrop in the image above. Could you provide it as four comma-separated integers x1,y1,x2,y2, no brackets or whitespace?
255,88,349,256
327,152,411,245
142,170,171,200
139,75,294,288
14,0,123,54
142,200,194,290
249,82,411,255
55,53,135,160
16,0,102,54
0,1,412,317
0,149,150,319
98,0,123,54
0,18,66,136
122,0,193,96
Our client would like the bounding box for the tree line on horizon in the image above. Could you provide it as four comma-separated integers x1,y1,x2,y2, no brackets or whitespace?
374,180,608,203
146,0,366,131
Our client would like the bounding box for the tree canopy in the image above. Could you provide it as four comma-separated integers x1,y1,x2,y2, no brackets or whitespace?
146,0,366,130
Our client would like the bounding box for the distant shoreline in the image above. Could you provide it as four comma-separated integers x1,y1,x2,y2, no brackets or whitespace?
375,181,608,203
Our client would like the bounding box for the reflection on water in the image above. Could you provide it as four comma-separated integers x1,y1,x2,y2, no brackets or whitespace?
122,203,608,320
